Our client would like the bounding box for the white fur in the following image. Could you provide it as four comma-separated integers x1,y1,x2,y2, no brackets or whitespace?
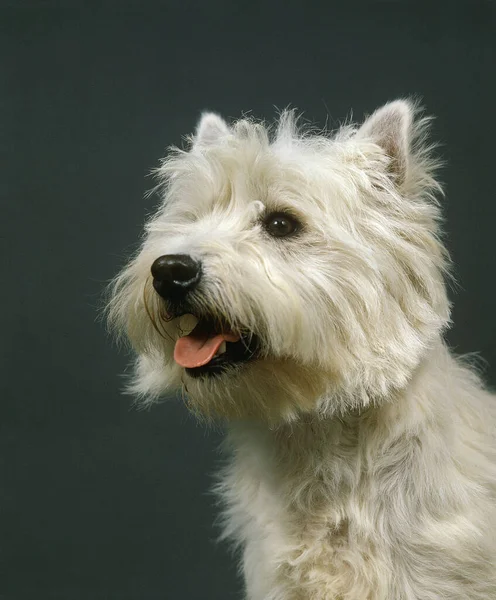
107,100,496,599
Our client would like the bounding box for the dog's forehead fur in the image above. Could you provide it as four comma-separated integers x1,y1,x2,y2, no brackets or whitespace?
155,111,389,228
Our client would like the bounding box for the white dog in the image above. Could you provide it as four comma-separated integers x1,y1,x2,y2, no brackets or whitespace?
108,100,496,599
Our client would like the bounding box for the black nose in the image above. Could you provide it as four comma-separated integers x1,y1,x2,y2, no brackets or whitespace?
151,254,202,299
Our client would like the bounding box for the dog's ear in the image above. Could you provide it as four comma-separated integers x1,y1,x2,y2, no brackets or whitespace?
356,100,414,186
194,112,230,147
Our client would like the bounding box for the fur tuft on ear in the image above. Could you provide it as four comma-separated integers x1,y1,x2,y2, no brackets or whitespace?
357,100,415,185
194,112,230,146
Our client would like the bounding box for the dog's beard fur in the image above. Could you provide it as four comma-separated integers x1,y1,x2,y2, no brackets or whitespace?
107,101,496,598
107,100,450,423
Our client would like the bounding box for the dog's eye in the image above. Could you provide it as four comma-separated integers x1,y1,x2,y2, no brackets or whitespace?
264,212,300,238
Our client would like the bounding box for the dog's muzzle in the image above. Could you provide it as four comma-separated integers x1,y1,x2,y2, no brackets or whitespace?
150,254,259,378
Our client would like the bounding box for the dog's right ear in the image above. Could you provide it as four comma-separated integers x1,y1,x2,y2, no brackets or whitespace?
193,112,230,147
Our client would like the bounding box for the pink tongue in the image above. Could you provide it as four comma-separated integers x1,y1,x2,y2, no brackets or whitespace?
174,325,240,368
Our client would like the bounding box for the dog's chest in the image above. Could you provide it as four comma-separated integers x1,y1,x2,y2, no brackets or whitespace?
221,421,392,600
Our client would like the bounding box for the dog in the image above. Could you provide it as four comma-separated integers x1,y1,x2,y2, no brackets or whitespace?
107,100,496,599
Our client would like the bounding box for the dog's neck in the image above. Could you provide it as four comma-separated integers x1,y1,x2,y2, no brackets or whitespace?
225,342,456,512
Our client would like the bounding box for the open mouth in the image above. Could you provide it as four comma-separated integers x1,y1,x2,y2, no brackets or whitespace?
174,315,259,378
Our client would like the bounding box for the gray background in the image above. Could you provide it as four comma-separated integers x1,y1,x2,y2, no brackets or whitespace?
2,1,496,598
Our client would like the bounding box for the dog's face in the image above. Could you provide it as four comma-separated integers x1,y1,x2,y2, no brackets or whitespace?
108,101,450,423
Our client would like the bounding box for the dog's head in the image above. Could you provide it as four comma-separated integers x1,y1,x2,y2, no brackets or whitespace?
107,100,450,423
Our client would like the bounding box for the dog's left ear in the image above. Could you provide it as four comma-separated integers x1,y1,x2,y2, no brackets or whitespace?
356,100,414,186
194,112,230,147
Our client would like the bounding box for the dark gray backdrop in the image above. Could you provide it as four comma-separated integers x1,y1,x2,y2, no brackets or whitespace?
3,1,496,599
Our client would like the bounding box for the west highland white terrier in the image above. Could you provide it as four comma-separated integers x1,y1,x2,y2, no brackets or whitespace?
108,100,496,599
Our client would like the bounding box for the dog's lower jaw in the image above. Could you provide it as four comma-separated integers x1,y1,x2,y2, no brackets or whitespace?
217,342,496,600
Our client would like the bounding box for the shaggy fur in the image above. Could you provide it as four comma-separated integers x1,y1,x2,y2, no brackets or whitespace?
107,100,496,599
